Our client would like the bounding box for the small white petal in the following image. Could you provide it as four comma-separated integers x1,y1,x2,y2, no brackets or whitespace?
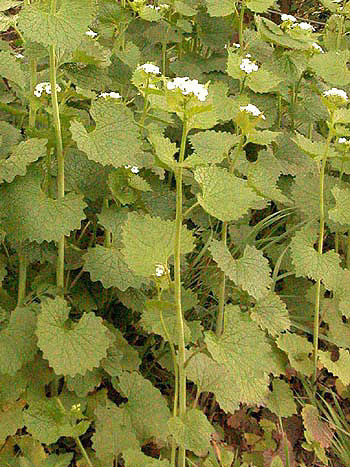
131,166,139,174
86,29,98,38
323,88,348,101
137,63,161,74
281,13,297,22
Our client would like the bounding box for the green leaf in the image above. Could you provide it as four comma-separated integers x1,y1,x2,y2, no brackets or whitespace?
329,185,350,226
0,400,24,443
194,166,261,222
18,0,95,52
302,405,333,448
41,453,74,467
23,398,91,445
174,1,197,16
140,299,191,345
0,50,26,89
116,371,171,443
139,5,162,21
292,133,338,161
247,69,282,93
36,297,110,377
0,1,21,10
319,348,350,386
101,327,140,376
66,369,102,397
70,100,143,168
92,401,140,464
64,148,110,201
310,50,350,86
114,41,141,71
83,245,144,291
148,132,178,169
290,225,342,291
251,292,291,336
123,448,170,467
266,379,297,418
0,138,47,184
168,408,214,455
210,240,273,300
206,0,235,17
204,306,275,407
246,0,275,12
0,306,37,375
0,166,87,244
189,130,239,164
121,212,195,277
276,332,313,376
247,149,290,203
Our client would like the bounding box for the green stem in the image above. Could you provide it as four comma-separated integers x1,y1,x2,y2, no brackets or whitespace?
346,233,350,269
17,247,27,307
216,222,227,337
28,58,37,129
174,115,188,467
216,136,244,336
49,3,64,293
336,14,345,50
313,114,334,386
75,436,94,467
103,198,112,247
239,2,245,48
277,94,282,128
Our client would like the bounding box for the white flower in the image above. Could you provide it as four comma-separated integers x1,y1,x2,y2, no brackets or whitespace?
166,76,208,102
233,43,241,48
312,42,324,53
296,22,315,31
245,53,251,58
15,53,24,59
339,137,348,143
146,4,161,10
323,88,348,101
137,63,161,74
155,264,165,277
281,13,297,22
99,91,122,99
240,57,259,74
85,29,98,38
34,82,61,97
240,104,266,119
131,166,139,174
159,3,170,8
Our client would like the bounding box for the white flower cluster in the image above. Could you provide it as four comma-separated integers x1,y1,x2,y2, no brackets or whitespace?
124,165,140,174
146,4,160,10
137,63,161,74
338,137,350,145
240,56,259,74
281,14,296,22
281,14,315,31
146,3,169,10
167,77,208,102
323,88,348,101
15,53,24,59
296,21,315,31
99,91,122,99
240,104,266,119
34,82,61,97
312,42,324,53
155,264,166,277
85,29,98,38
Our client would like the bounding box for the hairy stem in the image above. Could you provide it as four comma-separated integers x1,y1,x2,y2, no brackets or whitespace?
313,115,334,386
17,247,27,307
174,116,188,467
239,1,245,48
75,436,94,467
29,58,37,129
103,198,112,248
49,1,64,292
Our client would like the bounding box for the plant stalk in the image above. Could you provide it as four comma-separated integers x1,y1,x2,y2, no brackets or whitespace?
49,2,64,292
174,115,188,467
313,115,334,386
17,248,27,307
239,1,246,48
75,436,94,467
103,198,112,247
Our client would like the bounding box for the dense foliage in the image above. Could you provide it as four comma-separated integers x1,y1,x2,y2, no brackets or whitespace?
1,0,350,466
